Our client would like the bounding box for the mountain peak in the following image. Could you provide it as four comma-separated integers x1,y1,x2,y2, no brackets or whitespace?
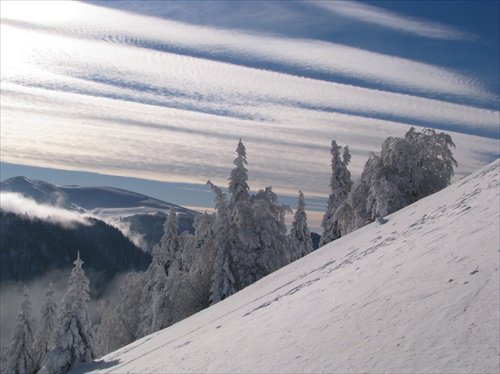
0,176,198,215
1,176,67,206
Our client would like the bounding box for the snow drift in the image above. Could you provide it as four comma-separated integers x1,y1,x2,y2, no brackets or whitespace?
74,160,499,373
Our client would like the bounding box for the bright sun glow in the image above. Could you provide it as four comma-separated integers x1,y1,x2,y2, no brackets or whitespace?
0,1,79,24
0,1,92,79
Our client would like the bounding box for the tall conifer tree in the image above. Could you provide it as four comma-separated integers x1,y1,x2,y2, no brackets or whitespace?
207,181,237,305
290,191,313,260
39,252,95,374
155,207,181,274
320,140,352,246
137,207,180,338
228,139,250,209
33,282,58,371
6,286,36,374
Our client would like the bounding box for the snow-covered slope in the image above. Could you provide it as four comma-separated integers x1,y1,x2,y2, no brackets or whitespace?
74,160,499,374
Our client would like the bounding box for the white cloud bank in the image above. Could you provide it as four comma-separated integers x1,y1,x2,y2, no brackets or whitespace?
0,192,90,227
307,0,476,41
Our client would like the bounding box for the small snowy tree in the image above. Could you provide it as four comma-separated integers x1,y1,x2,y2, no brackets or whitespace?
112,271,146,343
137,207,183,338
155,207,182,275
183,212,217,309
93,272,146,357
207,181,237,305
228,139,250,209
39,252,96,374
339,154,378,234
158,217,217,323
33,282,58,371
320,141,353,246
5,286,37,374
137,258,168,338
249,187,292,280
289,191,313,260
93,300,117,359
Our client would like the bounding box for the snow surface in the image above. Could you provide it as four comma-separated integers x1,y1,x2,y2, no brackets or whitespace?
73,160,499,374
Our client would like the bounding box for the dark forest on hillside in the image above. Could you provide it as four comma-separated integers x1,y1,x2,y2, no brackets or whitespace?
0,210,151,297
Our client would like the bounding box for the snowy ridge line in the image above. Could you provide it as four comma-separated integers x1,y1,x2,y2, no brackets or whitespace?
74,159,499,373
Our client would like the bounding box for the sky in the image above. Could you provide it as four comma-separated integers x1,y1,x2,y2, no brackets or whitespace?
1,0,499,225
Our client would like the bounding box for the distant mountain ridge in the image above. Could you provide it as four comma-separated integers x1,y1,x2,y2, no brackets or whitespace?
0,176,198,253
0,176,197,215
0,176,318,254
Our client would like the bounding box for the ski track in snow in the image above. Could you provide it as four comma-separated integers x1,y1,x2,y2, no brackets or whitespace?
73,160,499,374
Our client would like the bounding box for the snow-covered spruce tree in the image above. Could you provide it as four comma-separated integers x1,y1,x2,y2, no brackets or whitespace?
250,187,293,278
137,207,184,338
289,191,313,260
340,127,457,235
225,139,256,289
182,212,216,309
137,255,169,338
39,252,95,374
340,154,379,234
181,212,215,275
156,207,182,275
207,181,237,305
320,140,353,246
5,286,37,374
235,196,285,288
228,139,250,209
92,300,117,359
181,212,215,276
33,282,58,372
93,271,146,357
229,200,258,289
224,140,294,289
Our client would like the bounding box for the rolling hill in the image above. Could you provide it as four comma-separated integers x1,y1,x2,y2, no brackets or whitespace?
73,159,499,373
0,176,198,217
0,176,198,251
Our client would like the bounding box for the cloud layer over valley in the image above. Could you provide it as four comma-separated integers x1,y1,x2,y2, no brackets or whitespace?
0,192,90,227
